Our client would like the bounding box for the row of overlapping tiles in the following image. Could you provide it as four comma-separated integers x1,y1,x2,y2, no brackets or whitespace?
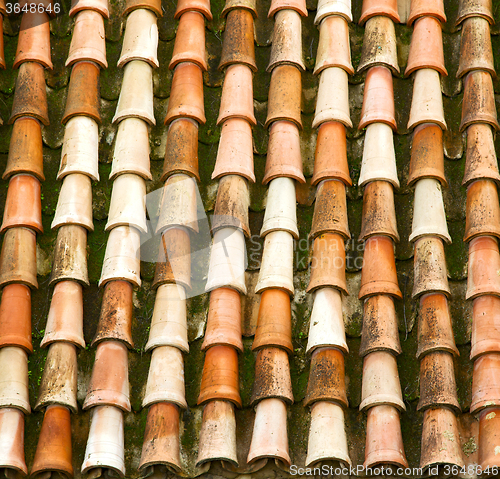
0,0,498,477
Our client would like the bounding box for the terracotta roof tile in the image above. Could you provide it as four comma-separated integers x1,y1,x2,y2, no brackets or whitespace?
361,351,405,411
174,0,211,20
312,121,352,186
462,124,500,186
13,12,52,69
9,62,50,125
218,64,256,125
408,123,447,186
70,0,110,18
35,342,78,412
218,9,256,71
359,0,399,25
0,284,32,352
417,293,459,359
471,295,500,360
407,68,446,130
359,236,402,300
223,0,257,17
407,0,446,26
310,179,350,240
314,16,353,75
477,408,500,469
456,0,494,25
357,16,399,74
460,70,499,132
0,408,28,475
466,235,500,299
31,405,74,479
265,65,302,127
260,178,298,238
120,9,160,69
0,174,42,234
420,408,464,470
304,346,348,407
164,62,204,125
405,16,447,77
360,180,399,241
359,294,402,356
139,403,181,474
81,406,125,476
0,347,30,413
364,405,408,468
62,61,102,125
314,0,352,24
263,120,305,184
198,345,241,407
471,353,500,413
412,236,451,298
0,227,38,289
417,351,460,412
464,179,500,242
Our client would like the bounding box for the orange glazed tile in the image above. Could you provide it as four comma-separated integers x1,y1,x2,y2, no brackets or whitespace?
139,403,181,474
405,16,447,77
153,227,192,290
463,124,500,186
263,120,305,184
162,118,200,182
359,236,402,300
219,9,256,71
31,405,73,479
408,123,447,186
464,180,500,242
0,227,38,289
0,174,42,234
360,180,399,242
467,236,500,299
471,296,500,360
306,233,347,294
359,65,396,130
4,117,44,181
312,121,351,186
83,340,131,412
62,61,101,125
457,17,495,78
407,0,446,25
357,16,400,74
359,295,402,356
310,180,350,240
164,62,206,125
456,0,493,25
174,0,211,19
265,64,302,129
359,0,400,25
250,347,293,405
417,293,459,359
252,288,292,353
198,345,241,407
217,64,256,125
212,174,250,237
0,284,32,353
420,408,464,470
304,347,348,408
460,71,499,132
170,11,207,71
13,12,52,69
412,236,451,299
471,353,500,413
364,405,408,468
314,15,353,76
9,62,49,125
202,287,243,351
92,280,134,348
417,351,460,412
35,342,78,412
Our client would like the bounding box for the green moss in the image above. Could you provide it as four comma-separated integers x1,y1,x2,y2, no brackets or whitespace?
239,339,255,407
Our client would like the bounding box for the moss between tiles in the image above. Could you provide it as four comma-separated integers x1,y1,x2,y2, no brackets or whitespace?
0,0,498,477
